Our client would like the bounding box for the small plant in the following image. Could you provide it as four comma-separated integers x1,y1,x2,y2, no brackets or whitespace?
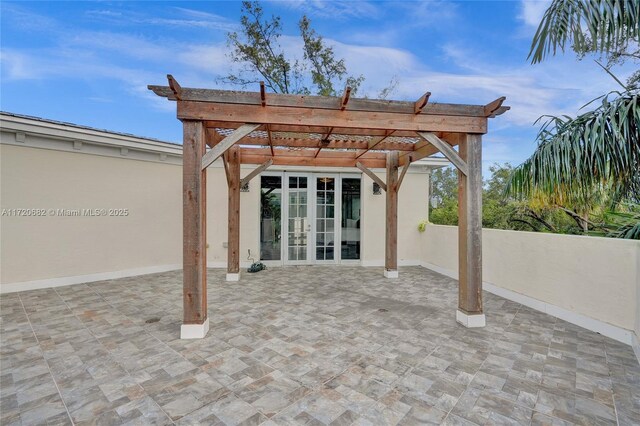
417,220,428,233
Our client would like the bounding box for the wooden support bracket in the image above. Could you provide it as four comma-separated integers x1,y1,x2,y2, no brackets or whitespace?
201,123,260,170
222,153,231,184
417,132,468,176
396,155,412,190
240,159,273,187
356,162,387,191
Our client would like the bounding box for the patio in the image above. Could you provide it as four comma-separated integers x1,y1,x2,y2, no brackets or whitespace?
1,266,638,425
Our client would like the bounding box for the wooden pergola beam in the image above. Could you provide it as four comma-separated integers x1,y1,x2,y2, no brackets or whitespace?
414,92,431,114
201,123,260,170
240,159,273,187
241,154,386,168
484,96,507,117
356,162,387,191
418,132,468,175
205,122,425,138
228,135,416,152
260,81,266,107
150,85,509,118
167,75,182,100
179,102,488,134
340,86,352,111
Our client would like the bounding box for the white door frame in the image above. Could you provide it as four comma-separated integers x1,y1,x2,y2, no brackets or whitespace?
283,172,313,265
258,171,363,266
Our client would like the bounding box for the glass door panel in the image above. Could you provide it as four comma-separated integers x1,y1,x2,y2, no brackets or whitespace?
260,175,282,261
341,177,361,260
316,176,336,261
284,175,310,263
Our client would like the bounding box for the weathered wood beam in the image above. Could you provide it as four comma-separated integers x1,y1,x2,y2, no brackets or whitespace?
205,128,223,149
414,92,431,114
150,85,509,117
226,145,241,277
396,155,412,191
458,134,483,319
260,81,266,107
418,132,468,175
229,135,415,151
201,123,260,170
385,151,399,276
398,133,462,166
240,147,386,160
341,86,352,111
266,124,275,156
484,96,507,117
182,121,207,329
240,159,273,187
179,102,488,134
239,153,385,168
222,153,231,184
167,75,182,100
356,162,387,191
205,121,422,138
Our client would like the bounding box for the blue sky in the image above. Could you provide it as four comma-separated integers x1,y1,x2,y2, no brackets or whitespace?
1,1,636,174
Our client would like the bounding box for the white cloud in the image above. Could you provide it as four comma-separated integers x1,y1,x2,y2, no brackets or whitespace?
518,0,551,28
276,0,381,20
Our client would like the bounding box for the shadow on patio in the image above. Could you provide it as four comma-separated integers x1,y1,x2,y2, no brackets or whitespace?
1,266,638,425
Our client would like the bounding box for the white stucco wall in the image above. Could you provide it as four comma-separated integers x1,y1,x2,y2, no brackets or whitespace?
422,224,640,334
0,121,432,290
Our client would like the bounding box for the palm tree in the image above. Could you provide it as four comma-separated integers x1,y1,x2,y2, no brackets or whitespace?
507,0,640,234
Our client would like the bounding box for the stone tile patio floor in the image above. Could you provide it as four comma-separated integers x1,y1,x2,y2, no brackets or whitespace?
1,266,639,425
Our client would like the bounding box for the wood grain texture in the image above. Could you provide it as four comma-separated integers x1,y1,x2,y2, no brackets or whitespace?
201,123,260,170
385,151,399,272
418,132,468,175
150,85,509,117
226,145,241,275
182,121,207,324
458,134,483,314
179,101,488,134
240,159,273,187
356,162,387,192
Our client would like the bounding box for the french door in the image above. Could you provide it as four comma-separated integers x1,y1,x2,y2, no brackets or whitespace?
259,172,361,265
284,173,312,265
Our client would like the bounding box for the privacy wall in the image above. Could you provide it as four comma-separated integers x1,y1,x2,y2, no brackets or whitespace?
421,224,640,345
0,115,431,291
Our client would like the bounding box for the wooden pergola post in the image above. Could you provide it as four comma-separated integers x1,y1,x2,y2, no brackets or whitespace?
457,133,485,327
225,145,241,281
385,151,399,278
181,121,209,339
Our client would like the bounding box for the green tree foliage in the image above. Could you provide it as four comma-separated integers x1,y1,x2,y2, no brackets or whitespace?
225,1,364,96
508,0,640,238
430,164,578,233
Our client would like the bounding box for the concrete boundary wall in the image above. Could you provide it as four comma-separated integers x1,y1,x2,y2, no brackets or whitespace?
421,224,639,349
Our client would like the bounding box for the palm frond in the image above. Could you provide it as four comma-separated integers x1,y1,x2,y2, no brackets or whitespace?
529,0,640,64
506,92,640,205
603,208,640,239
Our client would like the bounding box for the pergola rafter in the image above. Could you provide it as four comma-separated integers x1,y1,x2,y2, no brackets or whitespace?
149,75,509,338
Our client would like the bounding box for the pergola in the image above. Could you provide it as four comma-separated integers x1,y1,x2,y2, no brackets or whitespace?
149,75,509,339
